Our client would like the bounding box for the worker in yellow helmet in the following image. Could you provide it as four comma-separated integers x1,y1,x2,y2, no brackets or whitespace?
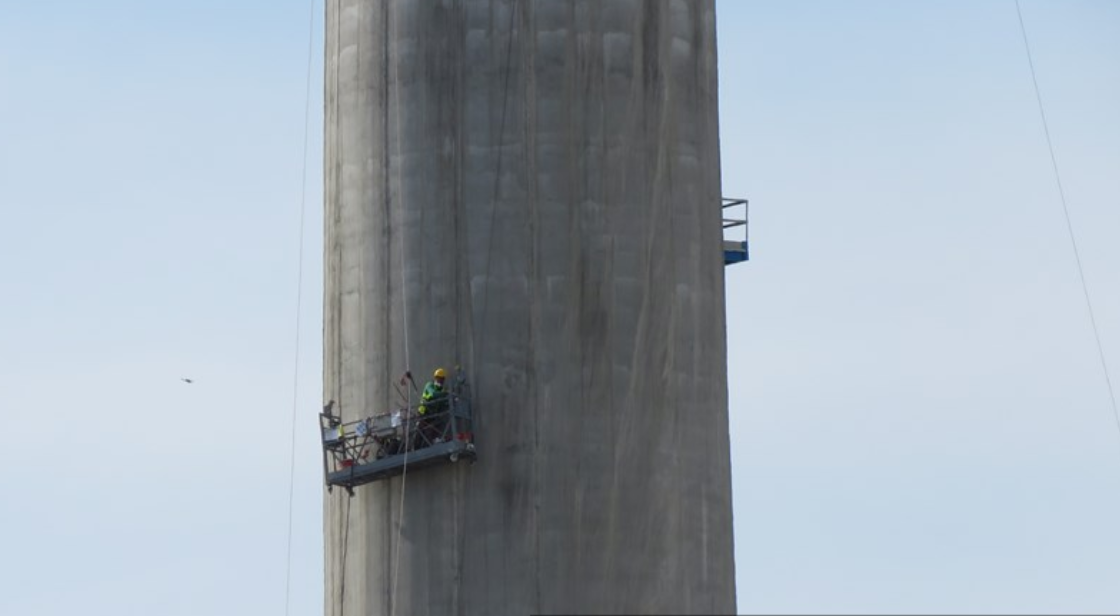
416,367,450,448
418,368,448,414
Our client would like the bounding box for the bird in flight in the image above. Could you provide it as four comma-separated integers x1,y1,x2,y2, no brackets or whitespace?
181,378,194,384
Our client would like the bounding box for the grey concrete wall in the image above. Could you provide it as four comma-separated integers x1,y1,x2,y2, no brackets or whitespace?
323,1,734,614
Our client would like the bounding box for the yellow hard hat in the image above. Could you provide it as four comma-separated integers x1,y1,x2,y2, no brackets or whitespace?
433,368,447,379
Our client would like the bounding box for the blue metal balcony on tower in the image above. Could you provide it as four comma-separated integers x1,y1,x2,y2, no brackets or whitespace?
722,198,749,266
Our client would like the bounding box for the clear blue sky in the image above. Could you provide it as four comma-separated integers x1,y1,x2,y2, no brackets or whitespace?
1,1,1118,614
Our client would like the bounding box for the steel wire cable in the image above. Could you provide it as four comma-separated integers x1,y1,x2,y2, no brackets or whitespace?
1014,0,1120,445
389,2,414,614
284,1,318,614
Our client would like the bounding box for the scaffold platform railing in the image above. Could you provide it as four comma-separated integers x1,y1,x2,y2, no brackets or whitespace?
319,373,476,493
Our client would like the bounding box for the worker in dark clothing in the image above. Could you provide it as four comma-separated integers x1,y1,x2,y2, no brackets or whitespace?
415,367,449,447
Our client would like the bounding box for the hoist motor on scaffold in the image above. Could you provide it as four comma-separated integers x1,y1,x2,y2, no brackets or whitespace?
319,368,477,493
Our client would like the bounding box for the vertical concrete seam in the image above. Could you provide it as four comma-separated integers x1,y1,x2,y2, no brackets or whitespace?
451,3,468,615
689,3,705,605
523,1,542,611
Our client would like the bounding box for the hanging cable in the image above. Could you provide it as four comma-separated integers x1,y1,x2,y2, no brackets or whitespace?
337,492,352,616
475,0,520,377
369,5,520,614
1014,0,1120,443
445,4,521,607
389,2,413,615
284,1,318,615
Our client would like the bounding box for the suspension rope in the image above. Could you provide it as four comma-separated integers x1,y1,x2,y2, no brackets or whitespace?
283,1,318,615
1014,0,1120,444
389,2,412,615
337,491,352,616
372,4,519,614
476,0,520,380
440,4,520,607
392,18,412,374
390,405,410,616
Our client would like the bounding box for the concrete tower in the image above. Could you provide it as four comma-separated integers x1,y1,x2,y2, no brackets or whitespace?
323,1,735,614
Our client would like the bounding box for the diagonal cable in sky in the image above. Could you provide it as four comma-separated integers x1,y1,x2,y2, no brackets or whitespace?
1014,0,1120,449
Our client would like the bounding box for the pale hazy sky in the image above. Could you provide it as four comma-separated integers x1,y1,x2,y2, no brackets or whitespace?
2,1,1118,614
